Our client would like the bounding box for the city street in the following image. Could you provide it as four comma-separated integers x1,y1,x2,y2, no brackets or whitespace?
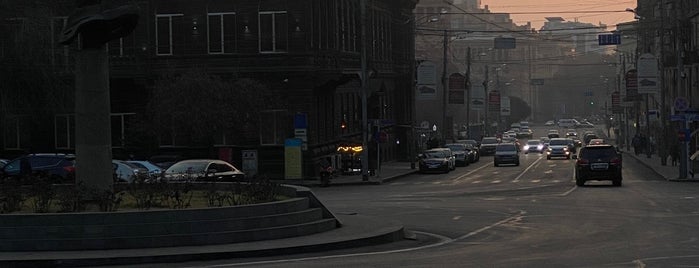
117,126,699,267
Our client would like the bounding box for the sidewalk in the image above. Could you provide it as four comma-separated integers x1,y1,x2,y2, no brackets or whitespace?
272,161,418,187
604,127,694,182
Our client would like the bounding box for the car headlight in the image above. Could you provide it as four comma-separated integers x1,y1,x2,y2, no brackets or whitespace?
537,145,543,150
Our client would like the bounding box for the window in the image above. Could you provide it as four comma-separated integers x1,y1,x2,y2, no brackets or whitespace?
111,113,135,148
55,114,75,149
156,14,183,55
4,115,31,150
259,11,288,53
208,12,237,54
260,110,289,145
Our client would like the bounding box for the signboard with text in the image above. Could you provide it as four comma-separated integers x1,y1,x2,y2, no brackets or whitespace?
637,54,659,94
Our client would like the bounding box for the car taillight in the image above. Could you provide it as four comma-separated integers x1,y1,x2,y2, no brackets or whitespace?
64,166,76,173
611,158,621,165
576,159,589,166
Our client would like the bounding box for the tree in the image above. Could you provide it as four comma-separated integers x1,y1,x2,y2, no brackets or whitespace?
144,68,284,147
508,96,531,123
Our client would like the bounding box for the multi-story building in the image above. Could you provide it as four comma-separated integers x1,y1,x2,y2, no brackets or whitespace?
0,0,418,178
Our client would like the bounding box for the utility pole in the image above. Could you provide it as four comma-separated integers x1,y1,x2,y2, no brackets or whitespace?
483,65,489,136
466,47,471,139
441,29,448,144
360,0,369,181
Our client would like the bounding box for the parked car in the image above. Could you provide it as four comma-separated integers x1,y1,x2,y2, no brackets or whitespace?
523,139,545,154
126,160,163,179
418,148,455,173
575,144,623,186
149,154,186,169
547,138,573,160
494,143,520,167
479,137,500,156
0,159,9,169
163,159,245,182
445,143,470,167
113,160,149,183
0,153,76,183
463,143,480,162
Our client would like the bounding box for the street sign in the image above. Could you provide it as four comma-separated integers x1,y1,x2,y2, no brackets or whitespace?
674,97,689,112
598,34,621,45
637,53,659,94
624,69,640,101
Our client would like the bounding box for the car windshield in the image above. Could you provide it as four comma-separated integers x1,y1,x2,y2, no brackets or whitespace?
527,140,541,145
423,151,446,158
549,139,568,146
497,144,516,151
580,147,616,159
166,161,208,173
446,144,465,151
482,138,498,144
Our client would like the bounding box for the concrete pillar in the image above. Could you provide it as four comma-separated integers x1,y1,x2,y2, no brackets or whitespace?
75,47,113,190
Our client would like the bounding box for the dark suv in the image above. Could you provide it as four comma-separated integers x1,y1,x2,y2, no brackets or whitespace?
0,154,76,183
575,145,622,186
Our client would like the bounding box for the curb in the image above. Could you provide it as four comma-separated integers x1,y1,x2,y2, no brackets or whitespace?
0,215,406,267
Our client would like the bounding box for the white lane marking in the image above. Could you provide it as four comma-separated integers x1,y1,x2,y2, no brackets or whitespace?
472,180,482,184
491,180,501,184
453,216,462,220
560,186,577,196
531,179,541,183
452,162,491,183
511,156,543,183
544,170,553,174
190,212,528,268
432,181,443,185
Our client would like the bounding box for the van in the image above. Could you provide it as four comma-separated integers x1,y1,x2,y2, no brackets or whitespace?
558,119,578,128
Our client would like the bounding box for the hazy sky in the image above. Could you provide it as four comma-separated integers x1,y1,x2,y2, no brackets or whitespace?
480,0,637,30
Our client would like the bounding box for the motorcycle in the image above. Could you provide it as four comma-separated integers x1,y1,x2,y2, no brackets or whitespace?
318,160,335,187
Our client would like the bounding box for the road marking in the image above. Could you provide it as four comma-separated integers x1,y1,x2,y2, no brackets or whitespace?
511,157,543,183
531,179,541,183
452,162,491,183
491,180,501,184
544,170,553,174
452,216,462,220
472,180,482,184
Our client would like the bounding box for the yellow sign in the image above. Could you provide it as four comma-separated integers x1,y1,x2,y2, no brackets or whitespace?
284,139,303,179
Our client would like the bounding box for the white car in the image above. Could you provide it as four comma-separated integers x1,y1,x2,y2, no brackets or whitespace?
113,160,149,183
545,120,555,126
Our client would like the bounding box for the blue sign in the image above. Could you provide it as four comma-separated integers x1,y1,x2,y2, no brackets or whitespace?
293,113,307,129
598,34,621,45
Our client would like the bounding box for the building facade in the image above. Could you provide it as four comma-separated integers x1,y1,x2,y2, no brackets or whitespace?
0,0,418,178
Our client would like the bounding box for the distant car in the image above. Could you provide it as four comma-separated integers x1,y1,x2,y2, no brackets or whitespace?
588,138,606,145
418,148,456,173
583,133,599,145
545,120,555,126
575,144,623,186
163,159,245,182
494,143,520,166
463,143,480,162
547,138,573,160
113,160,149,183
0,153,76,183
523,139,545,154
558,119,579,128
576,121,595,128
445,143,470,167
126,160,163,179
479,137,500,156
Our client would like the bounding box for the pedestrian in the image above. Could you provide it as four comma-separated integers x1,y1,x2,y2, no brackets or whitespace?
670,142,680,166
632,135,640,155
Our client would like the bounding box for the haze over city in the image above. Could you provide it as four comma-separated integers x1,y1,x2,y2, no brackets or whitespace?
481,0,637,30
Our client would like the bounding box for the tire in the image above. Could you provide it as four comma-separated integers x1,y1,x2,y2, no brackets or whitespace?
494,162,499,167
613,176,622,187
515,161,520,166
576,178,585,186
547,156,551,160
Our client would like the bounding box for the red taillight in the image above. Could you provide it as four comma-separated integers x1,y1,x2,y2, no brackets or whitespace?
64,166,76,173
576,159,589,165
611,158,622,165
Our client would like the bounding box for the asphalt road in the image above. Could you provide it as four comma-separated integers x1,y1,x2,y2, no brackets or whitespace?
136,126,699,267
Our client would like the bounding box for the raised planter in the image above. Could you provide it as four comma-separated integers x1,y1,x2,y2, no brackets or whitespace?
0,185,339,251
